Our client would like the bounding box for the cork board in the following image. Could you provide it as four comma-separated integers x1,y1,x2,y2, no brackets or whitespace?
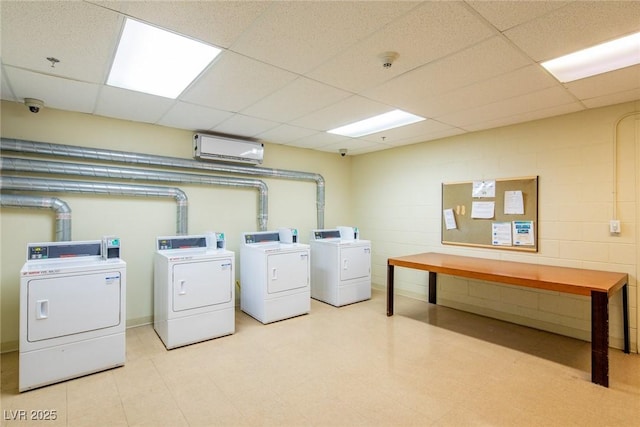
441,176,538,252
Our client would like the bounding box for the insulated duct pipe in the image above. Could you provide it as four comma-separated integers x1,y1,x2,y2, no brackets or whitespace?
0,193,72,241
0,138,325,228
1,157,269,231
0,176,188,235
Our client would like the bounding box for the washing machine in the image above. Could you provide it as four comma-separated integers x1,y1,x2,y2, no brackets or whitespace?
154,233,234,349
19,237,126,392
240,228,310,324
310,226,371,306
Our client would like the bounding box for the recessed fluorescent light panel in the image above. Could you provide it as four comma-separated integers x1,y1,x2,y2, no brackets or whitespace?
107,18,221,98
327,109,425,138
541,31,640,83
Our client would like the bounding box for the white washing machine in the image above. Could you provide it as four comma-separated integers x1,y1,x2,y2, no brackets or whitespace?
19,237,126,392
240,229,310,324
154,233,234,349
310,226,371,307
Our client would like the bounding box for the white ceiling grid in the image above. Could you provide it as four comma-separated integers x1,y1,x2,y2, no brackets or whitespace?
1,1,639,155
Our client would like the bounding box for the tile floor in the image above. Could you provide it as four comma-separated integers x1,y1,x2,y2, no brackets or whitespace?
1,289,639,426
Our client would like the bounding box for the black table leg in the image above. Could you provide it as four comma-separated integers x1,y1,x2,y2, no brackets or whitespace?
591,291,609,387
623,284,630,354
428,272,437,304
387,263,394,316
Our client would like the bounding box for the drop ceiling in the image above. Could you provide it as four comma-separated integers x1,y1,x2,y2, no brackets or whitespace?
2,1,639,155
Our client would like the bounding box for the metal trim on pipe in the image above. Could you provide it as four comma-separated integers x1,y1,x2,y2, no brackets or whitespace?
0,176,188,235
1,157,269,231
0,193,72,241
0,138,324,228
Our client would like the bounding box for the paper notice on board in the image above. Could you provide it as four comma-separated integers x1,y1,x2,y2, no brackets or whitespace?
504,190,524,214
492,222,512,246
443,208,457,230
513,221,534,246
472,180,496,198
471,201,495,219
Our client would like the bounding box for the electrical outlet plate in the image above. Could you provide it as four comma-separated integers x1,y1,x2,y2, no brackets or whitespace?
609,220,621,234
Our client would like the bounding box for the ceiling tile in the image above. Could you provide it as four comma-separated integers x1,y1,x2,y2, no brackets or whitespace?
256,124,318,144
438,86,579,128
391,127,467,147
117,1,270,48
95,86,175,123
4,67,100,113
290,95,393,131
0,1,121,83
565,65,640,101
317,139,387,155
419,65,560,118
504,1,640,61
231,1,420,74
363,35,534,114
181,51,297,112
581,88,640,110
211,114,280,138
462,102,585,132
467,1,570,32
241,77,351,123
307,1,496,93
2,2,638,156
288,131,349,150
360,117,457,144
1,67,17,101
157,102,234,131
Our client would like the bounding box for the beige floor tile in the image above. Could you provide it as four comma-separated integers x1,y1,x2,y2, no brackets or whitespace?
1,381,68,426
110,358,166,401
119,391,188,427
67,402,128,427
66,372,125,426
2,290,639,426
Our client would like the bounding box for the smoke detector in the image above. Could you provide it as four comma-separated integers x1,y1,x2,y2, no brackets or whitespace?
379,51,399,69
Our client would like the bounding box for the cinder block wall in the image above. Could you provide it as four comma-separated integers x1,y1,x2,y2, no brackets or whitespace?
353,101,639,351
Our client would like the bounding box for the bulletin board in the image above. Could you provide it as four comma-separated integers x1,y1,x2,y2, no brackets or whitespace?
441,176,538,252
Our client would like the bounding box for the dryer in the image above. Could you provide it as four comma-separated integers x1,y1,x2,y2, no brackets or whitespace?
154,233,234,349
240,229,310,324
19,237,126,392
310,226,371,306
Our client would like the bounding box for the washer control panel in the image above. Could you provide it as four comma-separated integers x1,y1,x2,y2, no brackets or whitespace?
312,229,341,240
157,236,207,250
26,241,101,260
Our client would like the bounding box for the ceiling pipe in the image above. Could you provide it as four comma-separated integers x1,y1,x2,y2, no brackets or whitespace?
1,157,269,231
0,176,188,235
0,138,325,228
0,193,72,241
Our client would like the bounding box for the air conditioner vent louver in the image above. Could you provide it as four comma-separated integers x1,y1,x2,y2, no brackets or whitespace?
193,134,264,165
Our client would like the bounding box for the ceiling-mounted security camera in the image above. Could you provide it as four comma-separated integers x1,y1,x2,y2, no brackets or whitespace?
339,148,348,157
379,51,399,69
24,98,44,114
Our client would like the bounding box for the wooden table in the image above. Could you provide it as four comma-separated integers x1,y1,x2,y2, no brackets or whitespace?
386,253,630,387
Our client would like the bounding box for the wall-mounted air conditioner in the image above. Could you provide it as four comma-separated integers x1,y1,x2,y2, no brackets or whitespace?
193,133,264,165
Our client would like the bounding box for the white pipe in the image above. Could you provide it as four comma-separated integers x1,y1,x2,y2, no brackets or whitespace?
0,193,71,241
0,138,325,228
1,157,269,231
0,176,188,234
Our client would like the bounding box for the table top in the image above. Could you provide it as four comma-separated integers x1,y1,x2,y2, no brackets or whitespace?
388,253,628,296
